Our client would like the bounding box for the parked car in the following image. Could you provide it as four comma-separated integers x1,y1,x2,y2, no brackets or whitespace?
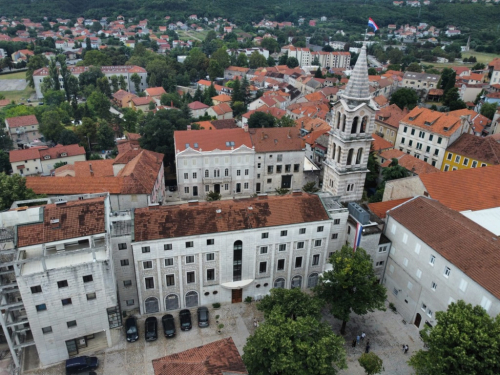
179,309,192,331
126,316,139,343
37,102,44,105
197,306,209,328
145,316,158,341
65,356,98,374
162,314,176,338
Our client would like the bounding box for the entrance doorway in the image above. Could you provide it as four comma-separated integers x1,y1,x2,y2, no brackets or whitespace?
256,183,261,193
281,175,292,189
231,289,242,303
414,313,422,328
214,184,220,193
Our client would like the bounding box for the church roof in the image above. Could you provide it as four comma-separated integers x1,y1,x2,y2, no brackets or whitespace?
341,44,371,104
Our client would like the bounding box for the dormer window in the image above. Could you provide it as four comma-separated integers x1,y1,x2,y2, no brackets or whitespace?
44,156,50,160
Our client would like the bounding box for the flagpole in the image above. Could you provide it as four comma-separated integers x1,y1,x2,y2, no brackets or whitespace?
364,28,368,42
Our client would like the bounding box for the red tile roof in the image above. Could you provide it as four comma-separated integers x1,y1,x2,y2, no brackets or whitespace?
401,107,464,137
39,144,85,160
134,193,329,242
152,338,247,375
132,96,154,106
144,87,167,97
211,94,231,102
380,150,440,175
375,104,410,129
17,198,106,247
368,198,411,219
445,133,500,165
249,127,303,152
9,147,47,163
388,197,500,300
188,101,209,110
372,134,394,152
211,103,232,115
5,115,38,128
174,128,252,152
0,99,10,107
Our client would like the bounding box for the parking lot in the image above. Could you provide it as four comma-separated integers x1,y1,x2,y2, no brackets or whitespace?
22,300,423,375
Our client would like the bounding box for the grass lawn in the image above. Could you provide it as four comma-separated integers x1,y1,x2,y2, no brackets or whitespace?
425,50,498,69
0,71,27,80
0,87,35,103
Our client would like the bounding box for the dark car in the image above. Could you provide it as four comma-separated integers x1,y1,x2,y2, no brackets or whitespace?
162,314,176,338
145,316,158,341
179,309,192,331
65,356,98,374
126,316,139,343
197,306,209,328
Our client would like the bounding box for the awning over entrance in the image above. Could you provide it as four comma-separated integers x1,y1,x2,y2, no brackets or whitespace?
220,279,254,290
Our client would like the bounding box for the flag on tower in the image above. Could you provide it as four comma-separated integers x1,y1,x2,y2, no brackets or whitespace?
368,18,379,32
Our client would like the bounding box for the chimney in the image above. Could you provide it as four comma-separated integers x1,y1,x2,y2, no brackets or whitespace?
288,129,291,138
243,124,248,132
89,163,94,177
261,131,264,140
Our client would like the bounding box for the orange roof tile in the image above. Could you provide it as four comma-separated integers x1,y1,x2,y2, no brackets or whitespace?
39,144,85,160
368,198,411,219
9,147,47,163
211,94,231,102
372,134,394,152
192,121,215,130
188,101,209,110
249,127,303,152
132,96,154,106
375,104,409,129
211,103,232,115
6,115,38,128
144,87,167,97
174,128,252,152
401,107,464,137
373,95,388,107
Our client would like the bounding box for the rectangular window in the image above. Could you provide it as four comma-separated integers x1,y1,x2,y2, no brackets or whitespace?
294,164,300,172
419,131,425,138
403,126,408,133
472,160,478,168
259,262,267,273
36,304,47,312
267,166,273,174
454,155,460,163
279,244,286,251
86,292,96,300
143,261,153,269
120,259,129,266
187,271,195,283
421,303,427,311
281,230,287,237
407,281,413,290
403,257,408,266
409,140,413,146
376,261,385,267
403,233,408,243
67,320,77,328
401,137,405,144
206,253,215,261
186,256,195,264
277,154,283,162
145,277,154,289
393,288,399,296
295,257,303,268
416,269,422,278
186,241,194,248
411,128,415,135
207,269,215,281
285,164,291,173
312,254,320,266
31,285,42,294
427,308,433,317
334,219,341,225
57,280,68,288
166,274,175,286
184,173,188,179
245,169,249,175
205,185,210,192
444,266,451,277
429,134,434,141
447,153,452,161
463,158,469,166
480,296,492,312
42,326,52,334
207,239,214,245
225,183,229,190
314,239,322,247
123,280,132,287
299,228,306,234
164,244,172,250
237,169,241,176
431,281,437,291
126,299,134,306
244,182,249,189
83,275,93,283
165,258,174,266
297,241,305,249
262,232,269,239
378,245,388,253
444,165,449,171
142,246,150,253
429,255,435,265
184,187,189,194
193,172,197,179
317,226,324,232
270,255,283,270
459,279,468,292
118,243,127,250
260,246,268,254
437,137,442,144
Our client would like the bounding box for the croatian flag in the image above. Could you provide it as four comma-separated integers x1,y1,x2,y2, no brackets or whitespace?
353,221,363,252
368,18,379,32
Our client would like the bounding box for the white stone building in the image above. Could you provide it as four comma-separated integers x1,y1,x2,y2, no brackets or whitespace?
130,192,349,314
383,196,500,329
322,44,375,201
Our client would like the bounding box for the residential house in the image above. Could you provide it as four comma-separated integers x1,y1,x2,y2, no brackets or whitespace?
112,90,136,108
378,149,441,176
11,49,33,62
144,87,167,102
374,104,410,144
441,133,500,171
211,94,232,106
188,101,210,118
208,103,233,120
401,72,440,92
130,96,155,112
4,115,42,149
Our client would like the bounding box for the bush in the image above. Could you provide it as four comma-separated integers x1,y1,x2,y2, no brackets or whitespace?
212,302,221,309
244,296,253,303
389,302,397,312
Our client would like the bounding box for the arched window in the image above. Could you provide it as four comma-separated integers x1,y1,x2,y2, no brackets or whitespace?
347,148,354,165
342,115,347,132
225,168,229,176
274,278,285,289
165,294,179,311
336,112,341,129
361,116,368,133
233,240,242,281
145,297,159,314
205,170,209,178
351,116,359,134
308,273,319,288
185,291,199,308
291,276,302,289
331,144,336,159
337,146,342,163
356,148,363,164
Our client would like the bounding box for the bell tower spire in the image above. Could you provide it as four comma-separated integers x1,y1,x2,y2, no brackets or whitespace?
321,43,376,202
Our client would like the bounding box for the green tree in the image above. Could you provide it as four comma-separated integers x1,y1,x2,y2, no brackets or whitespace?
248,111,276,128
0,129,13,151
260,38,280,53
406,62,422,72
26,54,48,88
0,150,10,174
78,66,104,89
87,91,111,119
276,115,295,128
381,158,409,181
368,68,377,76
207,60,223,81
206,191,221,201
232,101,246,117
409,300,500,375
314,245,387,334
48,58,60,91
110,75,119,92
82,50,112,66
96,121,115,150
236,53,248,67
53,161,67,170
439,68,457,94
148,72,157,88
275,187,289,195
302,181,320,193
96,76,112,97
58,129,81,145
249,51,267,69
279,52,288,66
119,75,128,91
443,88,466,110
76,117,98,149
390,88,419,110
242,311,347,375
130,73,142,93
0,173,39,210
257,288,323,320
211,47,231,69
286,57,299,68
267,56,276,67
315,66,324,78
39,110,65,142
480,102,498,120
365,148,380,188
88,153,102,160
358,353,384,375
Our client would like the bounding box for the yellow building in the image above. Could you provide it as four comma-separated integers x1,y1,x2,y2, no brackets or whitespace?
441,133,500,171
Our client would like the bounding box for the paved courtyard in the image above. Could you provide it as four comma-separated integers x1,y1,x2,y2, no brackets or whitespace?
0,79,27,91
20,300,422,375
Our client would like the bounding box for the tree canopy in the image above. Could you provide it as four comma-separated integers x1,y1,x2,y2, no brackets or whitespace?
257,287,323,320
314,245,387,334
409,300,500,375
248,111,276,128
390,88,419,110
480,102,498,120
0,173,39,210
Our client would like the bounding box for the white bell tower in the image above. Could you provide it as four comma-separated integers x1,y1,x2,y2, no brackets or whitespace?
322,44,376,201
